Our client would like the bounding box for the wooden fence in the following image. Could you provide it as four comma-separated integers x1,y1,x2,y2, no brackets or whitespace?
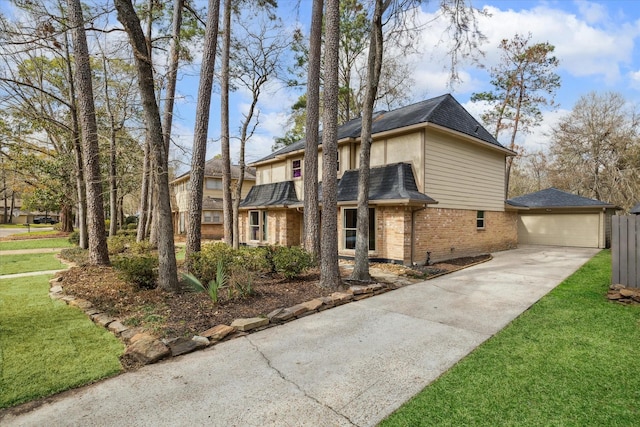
612,215,640,288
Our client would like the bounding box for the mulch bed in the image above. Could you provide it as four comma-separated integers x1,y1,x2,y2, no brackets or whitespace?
58,254,491,340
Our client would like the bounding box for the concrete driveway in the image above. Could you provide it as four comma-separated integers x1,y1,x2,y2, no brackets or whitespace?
1,245,599,427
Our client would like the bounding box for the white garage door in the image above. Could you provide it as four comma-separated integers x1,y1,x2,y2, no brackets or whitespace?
518,213,601,248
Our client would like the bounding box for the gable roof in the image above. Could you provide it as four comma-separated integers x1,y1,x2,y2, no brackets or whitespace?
240,181,299,208
507,188,617,209
336,163,437,204
254,94,508,164
173,158,256,183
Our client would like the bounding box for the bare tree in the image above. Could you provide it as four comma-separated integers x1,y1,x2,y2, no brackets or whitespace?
303,0,323,258
68,0,110,265
549,91,640,211
231,10,287,249
114,0,179,291
220,0,233,245
185,0,221,261
319,0,341,290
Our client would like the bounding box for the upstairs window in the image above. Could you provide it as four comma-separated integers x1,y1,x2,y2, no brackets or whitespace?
206,178,222,190
292,159,302,178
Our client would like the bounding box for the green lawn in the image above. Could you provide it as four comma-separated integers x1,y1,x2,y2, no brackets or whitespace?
0,275,123,408
382,250,640,426
0,253,66,275
0,238,73,251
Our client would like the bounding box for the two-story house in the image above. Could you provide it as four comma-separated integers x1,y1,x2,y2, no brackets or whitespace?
171,158,256,239
239,94,519,265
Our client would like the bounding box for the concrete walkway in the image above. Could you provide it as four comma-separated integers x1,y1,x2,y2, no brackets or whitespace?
1,245,599,427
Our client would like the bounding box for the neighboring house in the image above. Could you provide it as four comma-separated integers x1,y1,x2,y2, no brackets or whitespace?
1,195,60,225
507,187,619,248
631,202,640,215
239,94,519,265
171,158,256,239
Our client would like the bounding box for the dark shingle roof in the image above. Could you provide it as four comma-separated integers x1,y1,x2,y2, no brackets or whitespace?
336,163,437,204
631,202,640,214
174,158,256,182
255,94,505,164
240,181,299,207
507,188,616,208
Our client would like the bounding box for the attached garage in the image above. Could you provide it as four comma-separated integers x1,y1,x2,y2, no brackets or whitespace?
508,188,619,249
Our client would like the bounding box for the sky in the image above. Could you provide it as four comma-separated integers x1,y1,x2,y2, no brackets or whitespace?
3,0,640,172
166,0,640,172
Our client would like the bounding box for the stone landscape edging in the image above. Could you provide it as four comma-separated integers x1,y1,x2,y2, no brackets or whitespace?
48,254,494,367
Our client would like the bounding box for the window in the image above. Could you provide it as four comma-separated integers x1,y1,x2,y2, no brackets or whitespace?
179,212,185,234
203,210,222,224
343,208,375,251
476,211,485,229
206,178,222,190
292,159,302,178
337,152,340,171
249,210,268,241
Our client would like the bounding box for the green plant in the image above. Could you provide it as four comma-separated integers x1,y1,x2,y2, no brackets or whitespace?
107,234,132,255
181,260,226,303
187,242,236,284
68,231,80,246
112,254,158,290
129,240,154,255
227,266,255,299
59,247,90,266
270,246,315,279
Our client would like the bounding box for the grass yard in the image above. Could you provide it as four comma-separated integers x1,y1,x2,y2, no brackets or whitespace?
0,253,67,276
382,250,640,426
0,238,73,251
0,275,123,408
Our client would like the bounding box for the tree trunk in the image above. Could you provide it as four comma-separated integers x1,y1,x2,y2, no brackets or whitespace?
136,137,150,242
220,0,233,246
162,0,183,165
102,55,119,237
319,0,341,290
115,0,179,292
351,0,385,282
186,0,221,261
68,0,110,265
302,0,323,259
64,28,87,247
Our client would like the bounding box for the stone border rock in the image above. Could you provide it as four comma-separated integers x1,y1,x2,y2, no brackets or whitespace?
49,277,394,367
607,284,640,304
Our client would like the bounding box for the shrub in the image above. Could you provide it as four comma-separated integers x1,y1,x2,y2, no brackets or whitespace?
104,219,110,232
116,229,136,237
187,242,237,285
237,246,270,272
126,223,137,230
271,246,315,279
124,215,138,226
129,240,154,255
68,231,80,246
59,247,90,266
113,254,158,290
107,234,132,255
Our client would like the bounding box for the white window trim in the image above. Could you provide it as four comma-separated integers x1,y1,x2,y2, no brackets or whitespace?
477,210,486,230
342,207,376,251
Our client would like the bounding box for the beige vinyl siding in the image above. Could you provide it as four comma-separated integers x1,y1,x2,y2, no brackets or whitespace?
424,128,506,211
258,161,287,185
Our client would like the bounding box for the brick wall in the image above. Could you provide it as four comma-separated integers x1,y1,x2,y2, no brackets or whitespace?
413,207,518,263
239,209,302,247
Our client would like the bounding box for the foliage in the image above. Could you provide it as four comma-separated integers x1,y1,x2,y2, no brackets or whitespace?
187,242,237,284
68,231,80,245
59,247,90,266
382,251,640,426
269,246,315,279
181,260,226,303
107,234,133,255
128,239,154,255
227,266,255,299
112,254,158,290
0,275,123,409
